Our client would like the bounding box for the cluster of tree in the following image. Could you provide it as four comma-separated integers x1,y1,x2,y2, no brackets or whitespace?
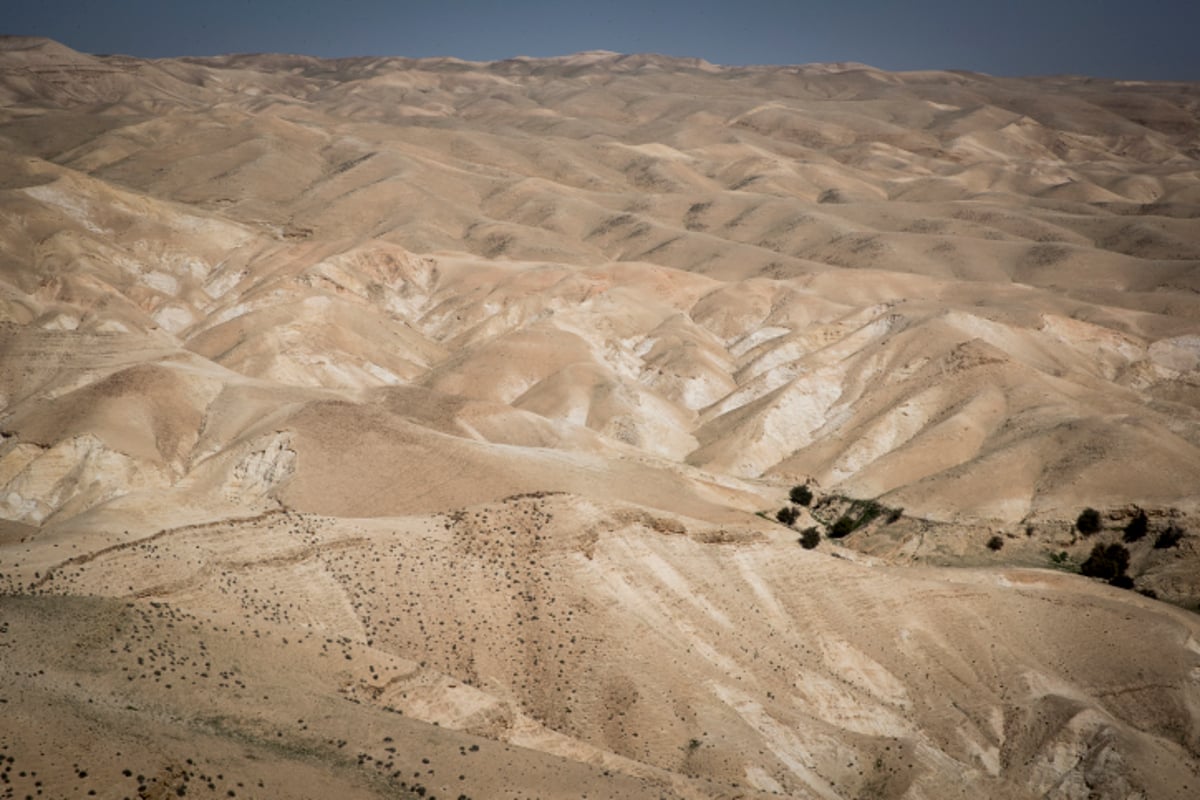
1080,542,1133,588
827,498,901,538
1069,506,1187,594
775,485,820,549
1077,507,1186,549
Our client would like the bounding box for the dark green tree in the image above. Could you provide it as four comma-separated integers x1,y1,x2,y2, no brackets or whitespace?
798,527,820,549
1080,543,1130,581
829,516,855,539
1154,525,1184,549
1123,510,1148,543
1076,507,1102,535
789,485,813,507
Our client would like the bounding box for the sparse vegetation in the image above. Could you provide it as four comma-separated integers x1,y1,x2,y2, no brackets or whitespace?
798,527,820,549
775,506,799,526
789,485,813,507
1076,507,1102,535
986,535,1004,551
819,495,900,539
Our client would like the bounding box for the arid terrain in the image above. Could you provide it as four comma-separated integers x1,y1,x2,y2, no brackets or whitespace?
1,35,1199,798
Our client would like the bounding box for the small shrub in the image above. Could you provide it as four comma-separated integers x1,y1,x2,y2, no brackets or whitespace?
1123,511,1148,543
1049,550,1070,565
1138,588,1158,599
1076,508,1102,535
789,485,813,507
829,516,855,539
1080,543,1130,582
1108,574,1135,590
1153,525,1184,549
775,506,799,526
986,535,1004,551
798,527,820,549
886,507,903,524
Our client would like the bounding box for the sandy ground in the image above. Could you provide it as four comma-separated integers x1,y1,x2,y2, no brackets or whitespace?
1,36,1199,797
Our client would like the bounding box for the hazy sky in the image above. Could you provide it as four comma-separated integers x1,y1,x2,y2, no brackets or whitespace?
7,0,1200,79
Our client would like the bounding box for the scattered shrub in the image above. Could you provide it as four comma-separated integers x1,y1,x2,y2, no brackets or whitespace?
798,527,820,549
1080,543,1130,582
1108,574,1135,590
829,516,855,539
1138,588,1158,599
1154,525,1184,549
1049,550,1070,566
886,507,903,524
1076,508,1102,535
775,506,799,526
789,485,813,507
986,535,1004,551
1123,510,1148,543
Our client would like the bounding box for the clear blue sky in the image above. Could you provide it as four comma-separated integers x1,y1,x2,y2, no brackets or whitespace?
7,0,1199,79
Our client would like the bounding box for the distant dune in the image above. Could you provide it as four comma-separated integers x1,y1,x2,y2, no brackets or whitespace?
1,37,1199,799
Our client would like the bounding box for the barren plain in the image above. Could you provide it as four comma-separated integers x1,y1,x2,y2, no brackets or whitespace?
1,36,1200,798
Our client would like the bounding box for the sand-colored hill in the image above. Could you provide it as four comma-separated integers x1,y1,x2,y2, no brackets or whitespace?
1,37,1199,797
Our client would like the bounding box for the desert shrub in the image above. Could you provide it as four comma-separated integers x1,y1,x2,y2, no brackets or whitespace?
1153,525,1184,549
1108,574,1135,590
1076,507,1102,535
1138,588,1158,599
1049,551,1070,565
886,507,903,524
1122,510,1148,543
986,535,1004,551
1080,543,1130,581
775,506,799,526
829,516,855,539
789,485,813,507
798,527,820,549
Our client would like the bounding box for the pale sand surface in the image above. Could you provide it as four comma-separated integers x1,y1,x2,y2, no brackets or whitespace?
1,36,1199,798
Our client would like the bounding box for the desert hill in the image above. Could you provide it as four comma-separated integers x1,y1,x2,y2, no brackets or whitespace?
1,36,1199,798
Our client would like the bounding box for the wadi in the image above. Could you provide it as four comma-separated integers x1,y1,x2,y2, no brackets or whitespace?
1,35,1199,798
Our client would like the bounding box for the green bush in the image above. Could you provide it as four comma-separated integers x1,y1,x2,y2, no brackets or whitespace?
798,527,820,549
1123,510,1148,543
829,516,855,539
789,485,813,507
1076,508,1102,535
1154,525,1184,549
775,506,799,526
1080,543,1130,581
